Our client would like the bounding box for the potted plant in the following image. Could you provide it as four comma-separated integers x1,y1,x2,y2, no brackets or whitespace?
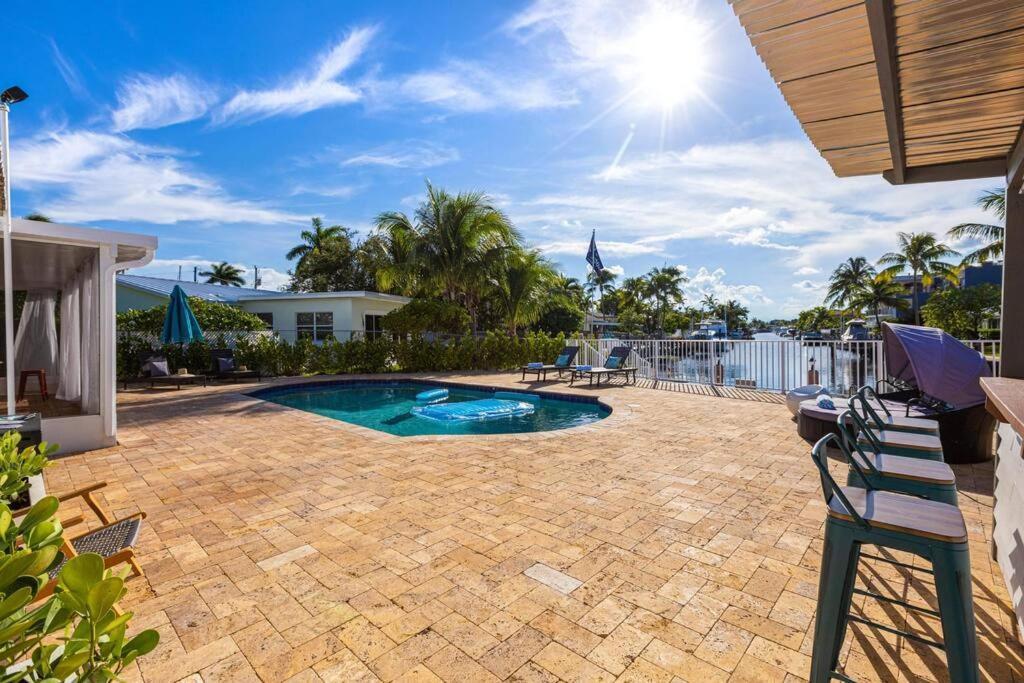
0,431,54,513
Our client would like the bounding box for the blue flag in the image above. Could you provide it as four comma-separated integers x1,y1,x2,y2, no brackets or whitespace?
586,230,604,272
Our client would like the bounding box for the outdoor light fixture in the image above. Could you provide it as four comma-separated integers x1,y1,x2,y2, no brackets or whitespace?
0,84,28,415
0,86,28,106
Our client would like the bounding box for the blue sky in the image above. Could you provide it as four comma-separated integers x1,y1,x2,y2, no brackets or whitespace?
5,0,996,318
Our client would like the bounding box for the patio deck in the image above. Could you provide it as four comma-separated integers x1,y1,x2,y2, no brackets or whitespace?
45,373,1023,682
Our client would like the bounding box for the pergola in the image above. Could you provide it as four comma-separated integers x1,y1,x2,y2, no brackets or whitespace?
731,0,1024,375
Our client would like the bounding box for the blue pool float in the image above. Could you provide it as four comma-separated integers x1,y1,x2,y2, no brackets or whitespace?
411,398,535,422
493,391,541,404
415,388,449,404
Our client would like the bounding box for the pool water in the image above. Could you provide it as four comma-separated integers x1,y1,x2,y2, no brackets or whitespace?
254,382,609,437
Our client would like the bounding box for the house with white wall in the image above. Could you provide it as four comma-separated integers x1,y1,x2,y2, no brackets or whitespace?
116,274,409,340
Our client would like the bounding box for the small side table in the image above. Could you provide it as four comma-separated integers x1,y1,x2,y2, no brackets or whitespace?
17,370,49,402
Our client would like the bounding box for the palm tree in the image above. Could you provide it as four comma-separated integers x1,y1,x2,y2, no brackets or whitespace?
647,266,686,332
287,217,347,268
200,261,245,287
493,249,557,334
825,257,875,309
877,232,959,325
363,226,419,296
557,275,587,309
586,268,618,313
375,182,518,330
947,187,1005,265
22,212,52,222
850,275,908,329
700,293,718,318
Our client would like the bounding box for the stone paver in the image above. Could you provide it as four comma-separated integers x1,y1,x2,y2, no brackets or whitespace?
42,372,1024,682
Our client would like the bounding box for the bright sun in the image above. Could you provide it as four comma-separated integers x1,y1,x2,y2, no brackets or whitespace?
618,8,708,110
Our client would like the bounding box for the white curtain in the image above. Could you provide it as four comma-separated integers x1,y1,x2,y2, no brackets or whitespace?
13,291,59,386
80,255,98,414
56,253,99,412
56,268,81,402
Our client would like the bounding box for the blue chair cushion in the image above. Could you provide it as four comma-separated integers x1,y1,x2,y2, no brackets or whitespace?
817,395,835,410
218,357,236,373
605,356,621,369
526,362,544,369
144,359,169,377
554,354,571,367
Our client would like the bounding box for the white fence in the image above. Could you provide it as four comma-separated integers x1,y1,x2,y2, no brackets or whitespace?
579,338,1000,396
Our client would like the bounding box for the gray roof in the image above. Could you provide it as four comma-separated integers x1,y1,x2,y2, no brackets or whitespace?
116,274,409,304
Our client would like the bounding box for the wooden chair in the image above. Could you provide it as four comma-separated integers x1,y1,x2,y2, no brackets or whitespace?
34,482,146,601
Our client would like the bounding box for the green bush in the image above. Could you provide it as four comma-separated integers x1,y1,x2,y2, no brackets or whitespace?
381,299,470,336
0,435,160,680
117,298,266,335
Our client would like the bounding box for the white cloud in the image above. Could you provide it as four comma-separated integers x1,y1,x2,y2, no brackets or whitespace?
112,74,217,131
49,39,87,99
795,266,821,275
341,141,459,168
289,184,360,199
216,26,375,123
603,264,625,277
368,60,577,113
682,266,772,306
15,130,301,225
725,226,798,251
793,280,825,292
131,259,291,291
535,239,661,258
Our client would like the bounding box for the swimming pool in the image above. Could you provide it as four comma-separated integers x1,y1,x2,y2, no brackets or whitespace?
253,381,610,437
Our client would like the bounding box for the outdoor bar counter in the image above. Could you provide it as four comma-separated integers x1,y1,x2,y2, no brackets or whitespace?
981,376,1024,639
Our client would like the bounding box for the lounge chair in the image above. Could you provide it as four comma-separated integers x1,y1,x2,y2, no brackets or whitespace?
570,346,638,387
121,351,206,390
208,349,261,383
521,346,578,381
35,482,146,601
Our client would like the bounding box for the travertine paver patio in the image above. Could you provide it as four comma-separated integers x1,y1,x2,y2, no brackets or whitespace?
44,373,1023,682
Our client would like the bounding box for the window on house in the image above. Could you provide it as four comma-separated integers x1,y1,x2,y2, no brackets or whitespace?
254,312,273,330
297,312,334,342
365,314,384,339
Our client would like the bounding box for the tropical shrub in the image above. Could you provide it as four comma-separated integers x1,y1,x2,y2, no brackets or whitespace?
921,284,1001,338
381,299,470,336
117,298,266,336
0,436,159,680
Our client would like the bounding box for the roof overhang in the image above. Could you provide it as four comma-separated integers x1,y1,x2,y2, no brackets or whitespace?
731,0,1024,190
11,217,158,264
235,291,411,303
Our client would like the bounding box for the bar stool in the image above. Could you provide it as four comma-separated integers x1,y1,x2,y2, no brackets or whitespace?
851,393,944,461
837,410,958,506
17,369,49,402
856,385,940,436
809,434,977,683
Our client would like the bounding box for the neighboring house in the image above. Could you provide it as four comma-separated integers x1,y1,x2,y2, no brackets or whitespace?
584,311,618,337
960,261,1002,289
876,264,1003,322
116,274,409,341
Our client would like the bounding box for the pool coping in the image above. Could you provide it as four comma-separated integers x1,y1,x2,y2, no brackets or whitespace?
237,374,631,443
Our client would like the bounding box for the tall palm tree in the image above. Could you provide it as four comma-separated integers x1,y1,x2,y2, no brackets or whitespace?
493,249,557,334
877,232,959,325
825,257,875,309
363,225,419,296
647,266,686,332
287,217,347,268
585,268,618,312
947,187,1005,265
700,293,718,318
557,275,587,309
850,275,908,329
375,182,518,330
200,261,245,287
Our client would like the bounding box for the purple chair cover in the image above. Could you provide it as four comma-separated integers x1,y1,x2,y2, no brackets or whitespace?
881,322,989,409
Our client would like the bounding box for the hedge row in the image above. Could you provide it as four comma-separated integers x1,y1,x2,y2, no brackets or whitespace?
117,331,568,379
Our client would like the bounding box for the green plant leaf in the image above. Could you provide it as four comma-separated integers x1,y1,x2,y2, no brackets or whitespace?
51,650,91,679
58,553,105,598
0,585,33,620
122,629,160,658
0,553,38,591
86,576,124,620
17,496,59,535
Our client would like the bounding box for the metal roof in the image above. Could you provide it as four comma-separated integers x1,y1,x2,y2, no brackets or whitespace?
731,0,1024,187
116,274,410,304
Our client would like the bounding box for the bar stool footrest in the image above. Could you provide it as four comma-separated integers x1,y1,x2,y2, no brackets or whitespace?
860,552,934,575
852,588,941,618
845,614,945,650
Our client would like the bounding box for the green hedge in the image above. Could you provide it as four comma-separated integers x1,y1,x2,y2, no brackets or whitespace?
118,331,567,379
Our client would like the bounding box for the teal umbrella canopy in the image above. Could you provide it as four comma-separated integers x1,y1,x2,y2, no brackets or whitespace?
161,285,205,344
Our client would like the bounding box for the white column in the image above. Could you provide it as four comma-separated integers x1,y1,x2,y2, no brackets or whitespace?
99,244,117,439
1,104,15,415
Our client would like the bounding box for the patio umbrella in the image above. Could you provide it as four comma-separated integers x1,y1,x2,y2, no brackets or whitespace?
161,285,204,345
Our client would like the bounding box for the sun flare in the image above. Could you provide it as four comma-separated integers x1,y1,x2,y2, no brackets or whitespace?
618,8,708,111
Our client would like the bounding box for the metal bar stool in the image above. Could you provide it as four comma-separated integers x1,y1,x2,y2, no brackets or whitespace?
851,393,943,461
837,410,958,506
809,434,977,683
856,385,940,436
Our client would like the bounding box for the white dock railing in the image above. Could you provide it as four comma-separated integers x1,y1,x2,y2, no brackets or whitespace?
578,337,999,396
